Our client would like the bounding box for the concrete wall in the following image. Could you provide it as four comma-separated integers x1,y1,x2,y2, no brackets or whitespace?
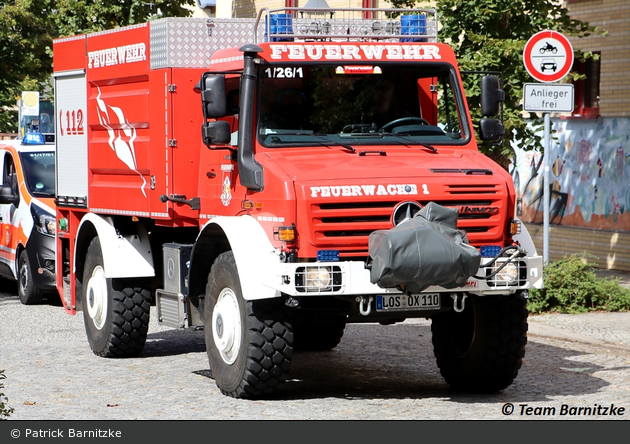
513,117,630,231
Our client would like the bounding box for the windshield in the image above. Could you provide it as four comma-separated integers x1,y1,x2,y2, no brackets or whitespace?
257,63,469,147
19,151,55,197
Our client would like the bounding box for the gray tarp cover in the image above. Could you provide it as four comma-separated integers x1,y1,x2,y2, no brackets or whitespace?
368,202,481,293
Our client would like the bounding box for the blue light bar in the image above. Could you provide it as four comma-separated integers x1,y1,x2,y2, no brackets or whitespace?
480,245,502,258
317,250,340,262
22,132,45,145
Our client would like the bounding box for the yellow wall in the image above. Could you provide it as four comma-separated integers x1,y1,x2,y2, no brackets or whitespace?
526,223,630,271
565,0,630,117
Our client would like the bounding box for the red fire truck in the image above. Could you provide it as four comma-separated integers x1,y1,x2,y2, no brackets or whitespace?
53,6,543,398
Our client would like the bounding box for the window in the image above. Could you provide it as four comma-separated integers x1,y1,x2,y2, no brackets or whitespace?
2,153,19,204
571,52,600,118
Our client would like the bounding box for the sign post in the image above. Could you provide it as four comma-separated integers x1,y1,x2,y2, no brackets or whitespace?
523,30,574,264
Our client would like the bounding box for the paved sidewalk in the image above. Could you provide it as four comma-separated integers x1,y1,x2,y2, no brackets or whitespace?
528,268,630,351
594,268,630,288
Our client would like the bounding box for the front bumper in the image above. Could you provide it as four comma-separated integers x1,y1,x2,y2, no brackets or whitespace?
25,230,56,290
272,255,543,297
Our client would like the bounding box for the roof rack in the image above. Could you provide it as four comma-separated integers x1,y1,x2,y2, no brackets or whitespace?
254,7,438,43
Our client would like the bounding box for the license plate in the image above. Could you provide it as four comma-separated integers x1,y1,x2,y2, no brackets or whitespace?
376,293,440,312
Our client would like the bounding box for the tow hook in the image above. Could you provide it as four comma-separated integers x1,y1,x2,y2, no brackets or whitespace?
451,294,467,313
285,296,299,308
37,268,55,279
356,296,373,316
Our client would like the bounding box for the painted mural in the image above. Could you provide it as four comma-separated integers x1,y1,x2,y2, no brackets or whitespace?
512,117,630,231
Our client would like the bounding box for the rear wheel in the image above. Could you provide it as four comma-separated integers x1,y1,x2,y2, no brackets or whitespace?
17,250,43,305
82,237,151,358
431,293,528,392
293,312,346,351
204,251,293,398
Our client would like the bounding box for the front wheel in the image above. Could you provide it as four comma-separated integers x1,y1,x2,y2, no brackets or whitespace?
431,293,528,392
82,237,151,358
204,251,293,398
18,250,43,305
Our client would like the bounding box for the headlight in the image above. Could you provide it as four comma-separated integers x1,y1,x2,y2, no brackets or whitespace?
31,205,56,236
494,262,518,284
305,267,332,291
295,265,342,293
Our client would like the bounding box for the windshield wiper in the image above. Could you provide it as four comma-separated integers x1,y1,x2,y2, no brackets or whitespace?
377,132,438,153
268,133,356,153
341,132,437,153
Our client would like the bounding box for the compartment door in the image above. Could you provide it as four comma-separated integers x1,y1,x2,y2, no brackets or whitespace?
55,71,88,206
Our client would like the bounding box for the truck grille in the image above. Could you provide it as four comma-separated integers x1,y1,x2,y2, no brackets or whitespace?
304,183,506,257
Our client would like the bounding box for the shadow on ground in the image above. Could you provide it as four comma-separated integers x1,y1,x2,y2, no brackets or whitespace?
143,329,206,357
0,277,63,306
187,323,618,403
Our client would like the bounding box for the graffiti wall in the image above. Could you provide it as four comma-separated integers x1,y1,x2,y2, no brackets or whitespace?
512,117,630,231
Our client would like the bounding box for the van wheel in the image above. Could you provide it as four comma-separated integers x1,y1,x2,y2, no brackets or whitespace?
431,293,528,392
18,250,43,305
82,237,151,358
204,251,293,398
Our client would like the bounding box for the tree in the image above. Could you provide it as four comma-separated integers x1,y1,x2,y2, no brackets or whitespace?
391,0,603,166
0,0,194,133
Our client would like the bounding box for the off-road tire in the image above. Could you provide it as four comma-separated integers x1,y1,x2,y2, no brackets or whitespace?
204,251,293,398
82,237,151,358
18,250,43,305
293,312,346,351
431,293,528,392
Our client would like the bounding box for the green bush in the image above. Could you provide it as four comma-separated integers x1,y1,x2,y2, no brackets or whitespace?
0,370,14,420
528,254,630,314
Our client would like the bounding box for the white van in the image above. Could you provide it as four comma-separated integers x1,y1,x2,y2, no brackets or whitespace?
0,138,56,304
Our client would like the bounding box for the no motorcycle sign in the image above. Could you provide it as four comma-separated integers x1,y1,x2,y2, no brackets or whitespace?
523,30,574,83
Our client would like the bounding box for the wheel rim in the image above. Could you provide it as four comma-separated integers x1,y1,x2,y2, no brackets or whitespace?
212,287,242,365
85,265,108,330
19,259,29,295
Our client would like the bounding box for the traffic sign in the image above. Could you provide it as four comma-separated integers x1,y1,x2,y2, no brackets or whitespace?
523,83,574,113
523,30,574,83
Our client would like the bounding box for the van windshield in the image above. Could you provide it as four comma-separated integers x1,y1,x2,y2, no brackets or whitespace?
19,151,55,197
257,63,469,147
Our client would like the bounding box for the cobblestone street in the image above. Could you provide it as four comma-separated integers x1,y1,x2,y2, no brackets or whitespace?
1,281,629,420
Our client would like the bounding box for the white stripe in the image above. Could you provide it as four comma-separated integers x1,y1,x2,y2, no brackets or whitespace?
0,245,16,254
89,208,150,217
210,55,244,65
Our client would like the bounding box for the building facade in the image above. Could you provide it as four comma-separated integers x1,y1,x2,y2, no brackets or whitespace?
513,0,630,269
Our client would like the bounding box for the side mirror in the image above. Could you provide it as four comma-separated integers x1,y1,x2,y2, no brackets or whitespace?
0,184,19,206
202,121,231,147
480,75,504,117
201,74,227,119
479,118,505,144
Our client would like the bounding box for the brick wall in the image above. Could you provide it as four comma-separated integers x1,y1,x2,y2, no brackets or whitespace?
565,0,630,117
525,223,630,271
